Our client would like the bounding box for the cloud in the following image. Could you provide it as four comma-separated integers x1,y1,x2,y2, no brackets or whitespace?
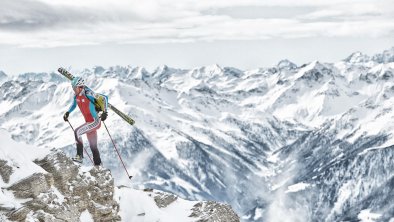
0,0,150,31
298,1,393,20
0,0,59,31
202,6,317,19
0,0,393,47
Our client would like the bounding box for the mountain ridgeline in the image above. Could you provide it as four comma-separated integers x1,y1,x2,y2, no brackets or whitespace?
0,47,394,221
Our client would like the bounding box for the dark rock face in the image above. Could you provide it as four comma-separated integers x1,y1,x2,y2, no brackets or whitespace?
0,160,13,183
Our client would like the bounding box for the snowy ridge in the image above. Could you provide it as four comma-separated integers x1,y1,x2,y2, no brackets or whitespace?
1,47,394,221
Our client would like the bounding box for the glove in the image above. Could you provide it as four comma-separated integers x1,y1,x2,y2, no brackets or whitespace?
63,112,69,122
101,111,108,121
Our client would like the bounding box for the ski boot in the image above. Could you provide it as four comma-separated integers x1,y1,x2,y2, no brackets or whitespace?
72,155,83,163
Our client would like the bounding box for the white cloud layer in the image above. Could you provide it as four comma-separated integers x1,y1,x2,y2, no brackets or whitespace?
0,0,393,47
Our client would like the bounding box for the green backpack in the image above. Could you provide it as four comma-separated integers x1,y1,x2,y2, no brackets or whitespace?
93,94,106,112
85,88,107,112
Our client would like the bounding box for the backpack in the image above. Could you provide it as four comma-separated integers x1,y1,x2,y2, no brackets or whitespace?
94,94,106,112
85,87,107,112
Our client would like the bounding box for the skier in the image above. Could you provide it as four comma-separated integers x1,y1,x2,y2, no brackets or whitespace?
63,76,108,166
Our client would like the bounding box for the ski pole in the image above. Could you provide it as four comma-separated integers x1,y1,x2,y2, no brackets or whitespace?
67,120,94,165
103,121,132,179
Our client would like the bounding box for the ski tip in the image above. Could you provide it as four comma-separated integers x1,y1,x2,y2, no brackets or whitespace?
129,176,133,179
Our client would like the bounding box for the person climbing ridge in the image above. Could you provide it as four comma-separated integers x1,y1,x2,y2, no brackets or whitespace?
63,76,108,166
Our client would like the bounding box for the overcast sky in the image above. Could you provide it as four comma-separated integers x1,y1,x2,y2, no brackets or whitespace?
0,0,393,75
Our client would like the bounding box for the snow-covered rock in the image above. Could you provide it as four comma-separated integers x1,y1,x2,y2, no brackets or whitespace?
0,131,120,221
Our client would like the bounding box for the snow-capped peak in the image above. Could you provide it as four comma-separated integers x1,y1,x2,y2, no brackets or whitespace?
0,71,7,84
291,60,329,81
344,51,370,64
277,59,297,70
372,47,394,63
124,66,150,80
93,66,105,75
190,64,223,79
0,70,7,78
204,63,223,73
151,65,181,81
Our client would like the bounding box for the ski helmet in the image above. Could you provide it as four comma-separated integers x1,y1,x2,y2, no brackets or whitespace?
71,76,85,88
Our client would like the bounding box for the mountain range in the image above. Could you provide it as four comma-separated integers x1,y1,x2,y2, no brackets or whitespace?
1,47,394,221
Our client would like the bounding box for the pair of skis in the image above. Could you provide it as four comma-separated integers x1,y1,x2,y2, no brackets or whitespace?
58,67,135,126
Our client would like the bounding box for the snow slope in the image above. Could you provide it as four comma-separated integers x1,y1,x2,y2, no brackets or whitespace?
115,187,197,222
0,129,49,186
0,129,50,217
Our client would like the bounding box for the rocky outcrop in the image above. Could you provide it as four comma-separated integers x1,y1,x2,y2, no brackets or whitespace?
153,191,178,208
8,173,53,199
189,201,240,222
0,160,13,183
2,151,240,222
141,188,240,222
4,151,120,222
34,151,79,193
